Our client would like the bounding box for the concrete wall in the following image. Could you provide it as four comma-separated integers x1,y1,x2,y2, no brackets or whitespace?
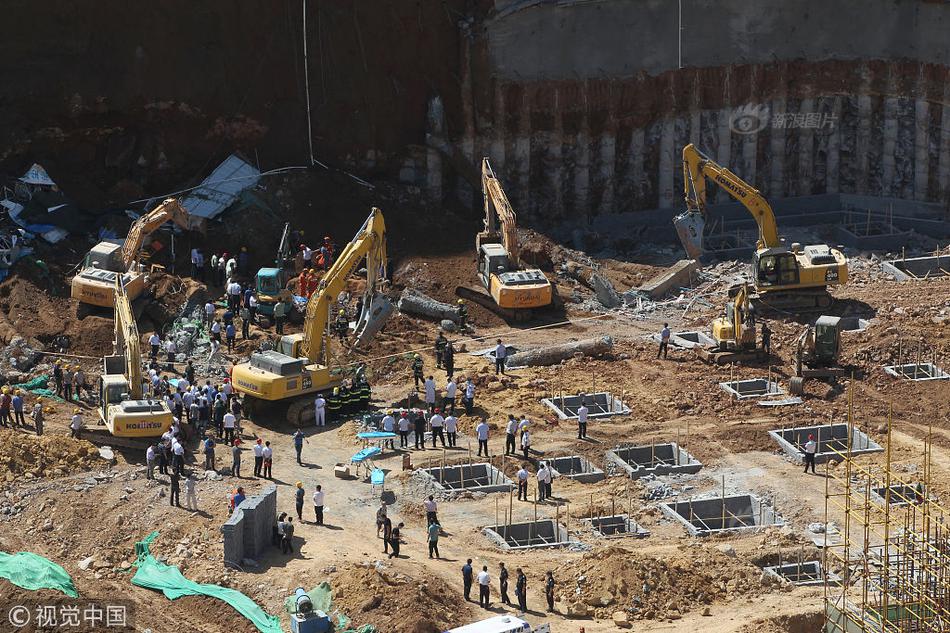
221,484,277,566
486,0,950,79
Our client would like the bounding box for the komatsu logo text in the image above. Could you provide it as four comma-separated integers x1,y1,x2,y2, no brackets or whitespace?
714,175,747,198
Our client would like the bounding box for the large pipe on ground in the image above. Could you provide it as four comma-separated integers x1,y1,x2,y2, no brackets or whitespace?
507,336,612,367
396,288,460,323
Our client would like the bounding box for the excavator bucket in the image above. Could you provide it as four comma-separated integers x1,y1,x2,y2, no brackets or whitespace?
354,292,394,347
673,210,705,259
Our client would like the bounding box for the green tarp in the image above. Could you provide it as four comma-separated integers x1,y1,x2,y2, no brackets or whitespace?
131,532,282,633
283,582,375,633
12,374,63,401
0,551,79,597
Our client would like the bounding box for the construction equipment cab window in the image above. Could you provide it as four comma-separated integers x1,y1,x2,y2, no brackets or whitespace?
755,252,799,287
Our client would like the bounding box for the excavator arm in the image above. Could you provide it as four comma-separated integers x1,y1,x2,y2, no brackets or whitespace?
120,198,195,270
300,208,389,365
113,277,143,399
675,143,781,258
479,158,521,266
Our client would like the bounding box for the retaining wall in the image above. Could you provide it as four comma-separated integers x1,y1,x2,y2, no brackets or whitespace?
221,484,277,567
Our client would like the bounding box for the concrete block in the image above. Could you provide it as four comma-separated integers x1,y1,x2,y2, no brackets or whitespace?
421,463,513,493
768,423,882,464
541,392,629,420
634,259,698,299
763,560,840,586
220,485,277,566
660,493,783,536
547,455,605,484
881,254,950,281
483,520,574,550
605,443,702,479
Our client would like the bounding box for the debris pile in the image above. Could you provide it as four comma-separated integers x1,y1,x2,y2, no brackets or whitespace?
329,564,473,633
0,336,45,383
0,430,101,481
558,545,774,622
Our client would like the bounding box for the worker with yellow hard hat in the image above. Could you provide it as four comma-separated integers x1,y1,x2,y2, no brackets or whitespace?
11,389,25,428
53,359,64,398
411,352,424,390
333,307,348,344
0,387,9,428
456,297,468,329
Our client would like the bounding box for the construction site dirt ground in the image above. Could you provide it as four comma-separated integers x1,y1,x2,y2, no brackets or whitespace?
0,235,947,632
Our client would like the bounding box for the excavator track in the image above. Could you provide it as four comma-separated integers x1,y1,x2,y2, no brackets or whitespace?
454,286,532,322
751,288,834,314
77,428,154,452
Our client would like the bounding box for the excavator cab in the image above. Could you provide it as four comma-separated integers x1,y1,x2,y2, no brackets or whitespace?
753,250,800,287
812,316,842,365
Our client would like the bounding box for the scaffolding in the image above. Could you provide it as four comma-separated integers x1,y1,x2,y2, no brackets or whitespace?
823,391,950,632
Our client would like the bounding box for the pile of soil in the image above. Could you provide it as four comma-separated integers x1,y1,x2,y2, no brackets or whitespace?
0,429,101,480
330,564,475,633
558,545,773,621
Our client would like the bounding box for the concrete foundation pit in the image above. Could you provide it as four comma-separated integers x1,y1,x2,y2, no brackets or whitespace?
584,514,649,538
483,520,572,550
768,423,883,464
719,378,784,399
605,443,702,479
652,331,716,349
541,392,630,419
882,254,950,281
547,456,605,483
421,463,513,493
661,494,784,536
883,362,950,381
763,561,840,586
870,483,926,507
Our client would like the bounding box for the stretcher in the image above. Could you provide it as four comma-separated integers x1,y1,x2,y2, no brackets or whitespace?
350,446,381,479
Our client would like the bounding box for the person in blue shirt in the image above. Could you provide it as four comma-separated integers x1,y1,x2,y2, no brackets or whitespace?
231,486,246,514
225,322,236,353
462,559,474,601
11,390,24,428
427,521,441,559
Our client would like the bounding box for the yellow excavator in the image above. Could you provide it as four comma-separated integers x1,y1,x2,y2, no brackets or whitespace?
696,282,763,364
71,198,201,308
84,277,173,447
456,158,553,320
231,207,392,423
674,143,848,310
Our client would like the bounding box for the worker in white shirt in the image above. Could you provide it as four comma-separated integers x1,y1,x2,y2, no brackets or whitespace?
184,473,198,510
477,566,492,609
223,412,236,444
146,444,157,480
577,396,589,439
381,411,396,449
261,441,273,478
210,318,222,341
172,439,185,476
424,495,438,525
516,464,529,501
314,394,327,427
204,300,215,326
463,378,475,416
69,408,83,438
424,375,436,412
226,280,242,311
536,462,550,501
148,333,161,360
505,415,518,455
165,338,177,366
518,415,530,440
476,417,490,457
429,409,446,448
802,433,817,474
521,428,531,460
444,413,458,447
397,411,410,448
494,339,507,375
540,461,554,500
312,485,325,525
253,439,264,477
443,376,457,414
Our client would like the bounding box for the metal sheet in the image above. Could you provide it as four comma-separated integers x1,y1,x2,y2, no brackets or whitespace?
181,154,261,220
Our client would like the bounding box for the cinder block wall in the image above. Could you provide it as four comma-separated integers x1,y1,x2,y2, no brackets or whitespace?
221,485,277,566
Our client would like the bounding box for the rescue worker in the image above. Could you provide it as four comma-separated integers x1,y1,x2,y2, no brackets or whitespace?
333,309,348,345
31,397,44,436
443,340,455,378
456,299,468,330
412,408,426,450
327,387,342,422
434,331,448,369
357,376,371,410
53,359,64,397
411,354,424,390
273,300,287,335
